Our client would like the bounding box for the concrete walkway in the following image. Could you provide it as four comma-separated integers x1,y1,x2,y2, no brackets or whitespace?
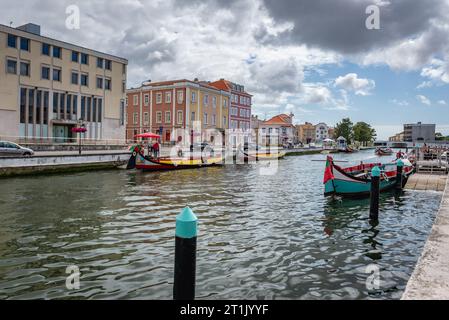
404,174,448,191
402,176,449,299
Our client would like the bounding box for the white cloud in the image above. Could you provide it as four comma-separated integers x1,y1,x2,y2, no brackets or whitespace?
416,95,431,106
438,100,447,105
390,99,409,106
334,73,375,96
417,81,433,89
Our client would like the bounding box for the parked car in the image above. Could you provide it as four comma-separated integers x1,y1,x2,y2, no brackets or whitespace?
0,141,34,157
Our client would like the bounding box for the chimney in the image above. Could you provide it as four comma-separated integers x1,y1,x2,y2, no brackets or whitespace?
17,23,41,35
194,78,199,82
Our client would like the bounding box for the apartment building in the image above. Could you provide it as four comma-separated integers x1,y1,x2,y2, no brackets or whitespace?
126,79,230,145
209,79,252,131
0,23,128,143
297,122,316,144
315,122,329,142
259,113,295,146
403,122,436,142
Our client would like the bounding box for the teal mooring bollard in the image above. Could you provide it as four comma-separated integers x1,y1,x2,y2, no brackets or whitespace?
173,207,198,300
370,166,381,221
396,159,404,190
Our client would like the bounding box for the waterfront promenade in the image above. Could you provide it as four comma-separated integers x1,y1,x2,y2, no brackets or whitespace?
402,175,449,299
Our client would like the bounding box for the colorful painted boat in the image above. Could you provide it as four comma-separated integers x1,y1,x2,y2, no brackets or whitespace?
338,146,357,153
239,149,286,161
126,145,223,171
323,156,414,197
375,147,393,156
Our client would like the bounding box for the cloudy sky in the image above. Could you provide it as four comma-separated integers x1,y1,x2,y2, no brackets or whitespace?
2,0,449,139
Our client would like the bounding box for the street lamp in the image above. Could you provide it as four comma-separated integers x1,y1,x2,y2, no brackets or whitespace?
72,119,87,155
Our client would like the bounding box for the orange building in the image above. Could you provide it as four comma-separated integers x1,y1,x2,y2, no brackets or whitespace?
126,79,230,144
209,79,252,131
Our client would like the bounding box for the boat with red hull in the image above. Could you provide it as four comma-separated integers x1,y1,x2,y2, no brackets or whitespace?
126,145,223,171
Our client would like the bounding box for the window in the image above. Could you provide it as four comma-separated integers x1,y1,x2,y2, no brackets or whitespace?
97,57,104,68
144,112,149,125
144,94,149,106
156,93,162,104
43,91,49,125
105,60,112,70
204,94,209,106
20,62,30,76
165,111,171,123
73,95,78,117
28,89,34,123
86,97,92,121
96,77,103,89
81,96,86,120
212,114,216,125
125,97,128,106
41,66,50,80
165,92,172,103
97,98,102,122
72,51,79,63
223,116,227,127
81,53,89,65
71,71,79,85
191,112,195,121
191,92,196,103
92,98,97,122
53,68,61,81
177,110,183,124
120,100,125,125
177,91,184,103
20,38,30,51
204,113,208,124
122,64,126,75
60,93,65,120
133,112,138,125
156,111,162,123
6,59,17,74
133,95,138,105
81,74,88,86
7,34,17,48
105,78,111,90
122,81,126,93
20,88,26,123
42,43,50,56
223,98,227,108
213,96,217,107
53,46,61,58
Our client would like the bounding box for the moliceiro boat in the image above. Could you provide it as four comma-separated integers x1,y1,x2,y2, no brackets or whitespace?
375,147,393,156
126,145,223,171
239,148,286,161
323,156,414,197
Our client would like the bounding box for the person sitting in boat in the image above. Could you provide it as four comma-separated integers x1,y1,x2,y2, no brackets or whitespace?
152,141,160,158
147,142,153,157
396,150,404,159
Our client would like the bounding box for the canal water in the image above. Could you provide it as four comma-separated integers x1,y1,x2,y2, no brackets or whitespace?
0,150,441,299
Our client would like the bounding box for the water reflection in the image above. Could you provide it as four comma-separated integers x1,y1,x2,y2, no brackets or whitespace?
0,150,442,300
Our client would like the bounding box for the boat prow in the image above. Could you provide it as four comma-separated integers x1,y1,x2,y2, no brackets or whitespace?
323,156,414,197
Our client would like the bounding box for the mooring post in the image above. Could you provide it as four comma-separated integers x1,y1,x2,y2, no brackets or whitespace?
244,142,248,164
370,166,381,221
173,207,198,300
396,159,404,190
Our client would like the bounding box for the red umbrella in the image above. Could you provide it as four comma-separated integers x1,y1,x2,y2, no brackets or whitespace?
135,132,160,139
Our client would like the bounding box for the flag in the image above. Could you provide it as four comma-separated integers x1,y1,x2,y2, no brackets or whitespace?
323,156,335,184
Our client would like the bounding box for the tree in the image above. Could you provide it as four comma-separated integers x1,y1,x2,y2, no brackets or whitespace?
334,118,354,144
353,122,377,146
